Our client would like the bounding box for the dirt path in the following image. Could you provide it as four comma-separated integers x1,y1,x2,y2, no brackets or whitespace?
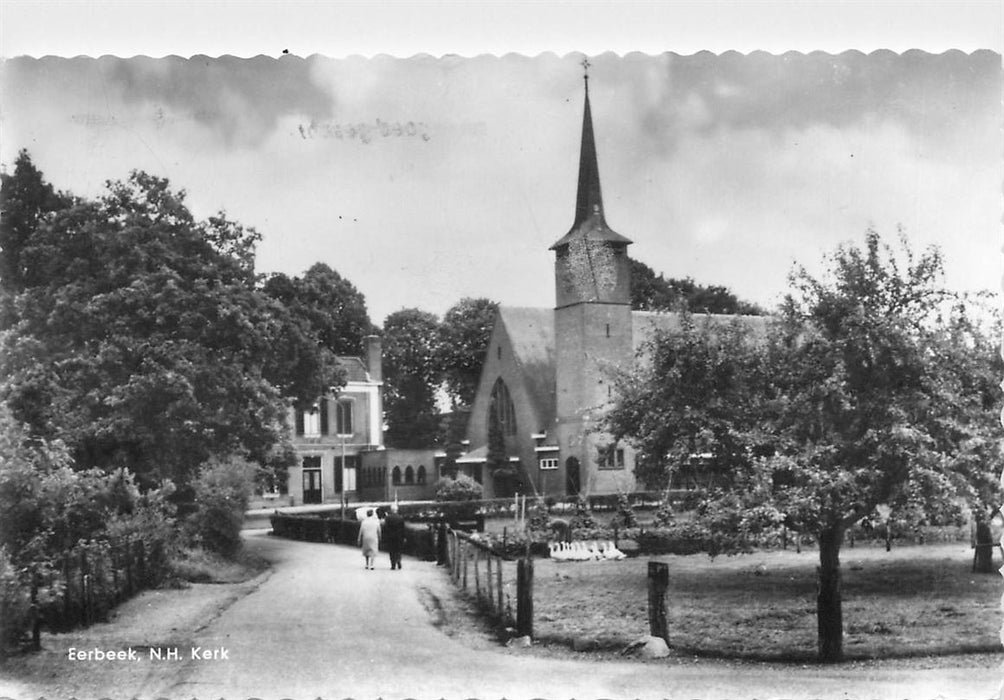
1,531,1001,699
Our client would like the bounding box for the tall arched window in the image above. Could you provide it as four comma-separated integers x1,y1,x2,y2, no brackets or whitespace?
489,377,517,436
405,466,415,484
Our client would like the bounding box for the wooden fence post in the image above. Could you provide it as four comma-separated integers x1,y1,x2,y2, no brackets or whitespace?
496,557,504,619
462,541,469,590
30,568,41,651
62,554,71,618
647,561,669,644
126,543,135,595
110,543,120,602
452,533,460,582
436,521,448,565
486,554,494,609
474,547,481,599
79,549,90,626
516,557,533,638
135,540,146,587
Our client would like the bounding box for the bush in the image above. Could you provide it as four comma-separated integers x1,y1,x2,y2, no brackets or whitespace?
185,456,255,559
435,473,483,502
653,490,676,526
569,495,596,529
611,492,638,528
635,522,711,555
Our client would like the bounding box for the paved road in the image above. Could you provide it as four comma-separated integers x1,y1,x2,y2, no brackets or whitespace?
144,531,1000,699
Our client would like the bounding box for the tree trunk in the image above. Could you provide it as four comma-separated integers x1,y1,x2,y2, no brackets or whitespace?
816,526,843,663
973,514,995,574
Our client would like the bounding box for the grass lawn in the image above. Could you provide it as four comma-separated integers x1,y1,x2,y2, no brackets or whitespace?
505,541,1002,661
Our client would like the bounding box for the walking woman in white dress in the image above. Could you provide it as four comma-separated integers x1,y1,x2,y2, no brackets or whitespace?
356,509,381,570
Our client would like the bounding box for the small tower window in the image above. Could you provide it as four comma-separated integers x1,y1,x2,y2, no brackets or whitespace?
606,323,610,338
497,346,502,360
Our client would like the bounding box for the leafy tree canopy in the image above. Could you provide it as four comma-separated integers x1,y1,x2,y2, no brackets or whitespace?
262,262,375,358
630,258,765,315
0,149,73,297
0,153,340,488
439,297,498,408
608,230,1002,661
381,308,443,448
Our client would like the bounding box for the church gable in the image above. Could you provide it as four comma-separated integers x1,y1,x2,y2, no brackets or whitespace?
466,306,556,452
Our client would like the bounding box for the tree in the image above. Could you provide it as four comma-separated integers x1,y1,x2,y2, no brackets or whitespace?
0,162,339,489
440,408,470,479
608,230,1001,662
925,294,1003,573
630,258,765,315
381,308,442,448
605,310,771,491
439,297,498,408
262,263,375,358
0,150,72,297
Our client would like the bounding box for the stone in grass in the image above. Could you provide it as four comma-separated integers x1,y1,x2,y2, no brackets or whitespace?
621,635,670,658
506,635,532,649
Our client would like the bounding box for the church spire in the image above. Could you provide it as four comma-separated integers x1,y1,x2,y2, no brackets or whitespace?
551,59,631,251
573,58,604,229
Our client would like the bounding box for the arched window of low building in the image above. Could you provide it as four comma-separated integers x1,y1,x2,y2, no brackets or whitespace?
405,465,415,484
417,465,427,484
392,466,402,485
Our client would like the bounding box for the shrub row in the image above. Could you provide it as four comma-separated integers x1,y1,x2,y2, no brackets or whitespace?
269,513,439,561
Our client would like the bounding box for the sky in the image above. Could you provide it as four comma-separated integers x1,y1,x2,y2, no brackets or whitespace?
1,3,1001,325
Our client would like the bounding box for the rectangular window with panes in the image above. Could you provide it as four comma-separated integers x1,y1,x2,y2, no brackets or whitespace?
336,400,353,436
599,447,625,470
539,457,559,470
301,405,321,437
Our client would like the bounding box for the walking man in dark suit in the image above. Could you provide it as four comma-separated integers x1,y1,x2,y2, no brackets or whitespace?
383,503,407,570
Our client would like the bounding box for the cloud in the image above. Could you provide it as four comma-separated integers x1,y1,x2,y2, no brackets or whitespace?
3,55,337,150
602,50,1001,164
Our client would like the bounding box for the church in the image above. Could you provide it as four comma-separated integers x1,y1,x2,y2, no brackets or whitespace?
457,72,761,500
279,71,762,507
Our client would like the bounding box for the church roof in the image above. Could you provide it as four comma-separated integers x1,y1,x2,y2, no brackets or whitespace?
496,306,557,428
632,310,773,353
495,307,771,415
550,77,632,251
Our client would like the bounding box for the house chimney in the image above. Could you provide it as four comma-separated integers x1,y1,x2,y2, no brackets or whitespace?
364,335,382,382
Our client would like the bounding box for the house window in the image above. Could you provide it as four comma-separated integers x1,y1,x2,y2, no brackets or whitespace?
335,400,353,436
599,446,626,470
301,405,321,437
539,458,558,470
489,378,517,436
405,466,415,484
417,465,427,484
392,466,402,485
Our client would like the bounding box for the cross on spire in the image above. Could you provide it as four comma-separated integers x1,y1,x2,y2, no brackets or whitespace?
581,56,591,90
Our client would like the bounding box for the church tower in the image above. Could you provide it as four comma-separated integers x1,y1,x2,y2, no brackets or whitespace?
551,64,634,496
